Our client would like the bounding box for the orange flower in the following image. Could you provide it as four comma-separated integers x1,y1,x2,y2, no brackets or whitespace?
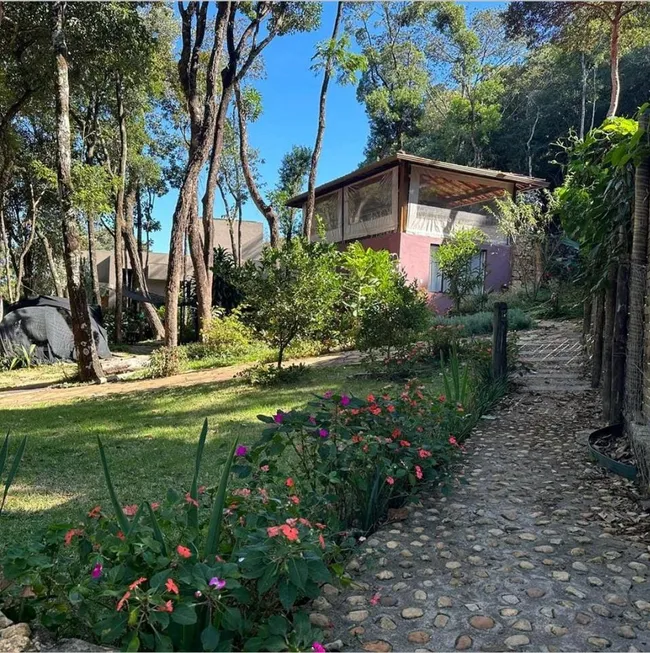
319,533,326,550
123,504,138,517
176,545,192,559
299,517,312,527
267,526,281,537
315,522,326,530
279,524,300,542
184,493,199,508
352,434,363,443
366,394,376,403
418,449,432,459
285,477,294,488
129,577,147,591
156,600,174,613
165,578,179,595
116,531,125,541
116,591,131,611
64,528,84,546
391,428,401,439
87,506,101,519
400,440,411,448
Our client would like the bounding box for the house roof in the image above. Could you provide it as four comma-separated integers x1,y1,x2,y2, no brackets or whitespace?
286,152,549,208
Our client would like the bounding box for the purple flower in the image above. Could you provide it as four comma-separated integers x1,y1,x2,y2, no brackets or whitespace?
274,411,284,424
340,395,350,407
235,445,248,457
91,563,103,579
209,577,226,590
319,429,329,438
323,390,333,399
308,415,316,424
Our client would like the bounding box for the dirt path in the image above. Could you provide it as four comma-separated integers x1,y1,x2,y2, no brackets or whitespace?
0,350,362,408
315,321,650,652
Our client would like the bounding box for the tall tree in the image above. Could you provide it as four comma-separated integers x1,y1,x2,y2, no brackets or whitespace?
51,1,103,382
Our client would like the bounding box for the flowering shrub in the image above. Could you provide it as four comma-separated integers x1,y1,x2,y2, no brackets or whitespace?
237,387,466,534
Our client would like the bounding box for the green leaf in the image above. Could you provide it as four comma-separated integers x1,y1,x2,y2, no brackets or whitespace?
0,432,9,479
145,502,167,557
126,502,146,538
287,557,308,590
222,606,243,632
189,419,208,530
125,633,140,652
149,570,169,591
243,637,264,651
263,636,286,651
278,578,297,610
203,437,238,560
201,625,220,652
0,434,26,516
97,437,130,533
170,603,197,625
154,633,173,652
268,615,288,636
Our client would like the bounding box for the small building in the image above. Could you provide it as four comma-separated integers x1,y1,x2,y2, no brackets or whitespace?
286,153,548,310
96,218,264,308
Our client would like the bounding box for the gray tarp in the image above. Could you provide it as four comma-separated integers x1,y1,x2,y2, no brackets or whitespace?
0,296,111,363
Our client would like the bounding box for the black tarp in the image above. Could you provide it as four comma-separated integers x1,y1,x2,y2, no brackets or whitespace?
0,296,111,363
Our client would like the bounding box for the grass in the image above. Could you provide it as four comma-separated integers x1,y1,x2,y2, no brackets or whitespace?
0,362,439,548
0,362,78,390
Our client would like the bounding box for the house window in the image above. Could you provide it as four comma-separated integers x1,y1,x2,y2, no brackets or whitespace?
429,245,487,294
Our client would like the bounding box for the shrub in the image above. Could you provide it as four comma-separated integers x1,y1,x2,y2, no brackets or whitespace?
199,309,254,357
147,346,187,378
432,308,533,336
242,239,340,368
237,362,310,387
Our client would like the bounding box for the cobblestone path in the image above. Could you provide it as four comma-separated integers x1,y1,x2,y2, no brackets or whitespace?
315,322,650,652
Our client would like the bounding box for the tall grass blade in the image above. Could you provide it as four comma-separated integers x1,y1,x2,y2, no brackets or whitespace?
0,435,26,516
203,437,238,560
0,432,9,479
145,501,167,556
440,351,452,400
188,419,208,529
127,502,146,538
97,436,130,534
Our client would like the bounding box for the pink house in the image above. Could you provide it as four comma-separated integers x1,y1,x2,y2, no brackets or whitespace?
287,153,548,311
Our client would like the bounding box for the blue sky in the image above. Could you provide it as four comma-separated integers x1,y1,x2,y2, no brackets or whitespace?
150,2,502,252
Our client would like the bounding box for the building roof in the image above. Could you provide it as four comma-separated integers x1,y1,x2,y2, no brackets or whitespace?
286,152,549,208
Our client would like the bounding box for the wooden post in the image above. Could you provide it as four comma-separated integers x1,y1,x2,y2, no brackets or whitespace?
492,302,508,381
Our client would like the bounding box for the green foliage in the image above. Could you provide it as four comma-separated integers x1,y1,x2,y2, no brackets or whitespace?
241,239,340,368
435,227,486,312
432,308,534,336
1,344,38,371
237,363,310,387
0,433,27,517
147,346,187,378
199,309,254,358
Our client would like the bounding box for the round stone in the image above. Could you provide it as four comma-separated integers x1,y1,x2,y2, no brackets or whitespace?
386,541,400,549
588,576,603,587
348,610,370,623
322,584,339,597
566,586,586,599
547,625,568,636
347,595,366,606
513,619,532,631
407,631,432,644
413,590,427,601
380,596,398,607
438,596,453,608
575,612,592,625
312,597,332,611
446,561,462,570
552,571,569,581
362,640,392,652
310,613,331,628
586,637,611,649
570,547,585,556
455,635,473,650
591,604,612,618
502,594,520,605
615,626,636,639
606,594,627,606
376,570,394,580
534,545,554,553
377,616,397,631
519,561,535,570
504,634,530,648
572,562,588,572
500,608,520,617
634,600,650,612
469,615,495,630
401,607,424,619
434,614,450,628
392,582,408,591
526,587,546,598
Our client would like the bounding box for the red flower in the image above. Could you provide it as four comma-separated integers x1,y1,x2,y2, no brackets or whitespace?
177,545,192,559
366,394,376,403
386,404,395,413
165,578,179,595
438,394,446,403
391,428,401,438
370,593,381,606
418,449,432,459
352,434,363,443
279,524,300,541
129,577,147,591
386,476,395,486
185,493,199,508
285,477,294,488
319,533,326,550
157,600,174,613
369,405,381,416
116,531,125,541
415,465,423,480
116,591,131,611
289,495,300,505
267,526,281,538
122,504,138,517
400,440,411,448
87,506,101,519
64,529,84,546
449,436,458,447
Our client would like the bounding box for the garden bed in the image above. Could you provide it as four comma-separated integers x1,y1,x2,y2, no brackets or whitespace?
588,424,638,480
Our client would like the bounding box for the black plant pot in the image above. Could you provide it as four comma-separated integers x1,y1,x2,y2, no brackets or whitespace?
588,423,638,480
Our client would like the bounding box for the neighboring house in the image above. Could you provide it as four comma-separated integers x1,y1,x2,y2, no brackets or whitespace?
96,218,263,308
286,152,548,311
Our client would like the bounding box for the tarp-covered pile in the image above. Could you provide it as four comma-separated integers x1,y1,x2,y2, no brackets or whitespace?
0,296,111,363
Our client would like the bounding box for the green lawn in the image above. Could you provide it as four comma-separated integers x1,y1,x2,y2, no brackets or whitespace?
1,363,427,548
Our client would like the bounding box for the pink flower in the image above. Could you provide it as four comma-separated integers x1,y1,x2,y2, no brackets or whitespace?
289,495,300,505
418,449,432,459
260,465,269,472
151,502,161,511
166,578,179,595
122,504,138,517
449,436,458,446
318,429,329,438
177,545,192,559
366,394,376,403
386,476,394,486
280,524,300,541
129,577,147,591
415,465,423,480
313,643,326,653
64,528,84,547
274,412,284,424
309,415,316,424
323,390,333,399
400,440,411,447
209,577,226,590
233,488,251,497
319,533,326,550
267,526,281,538
91,563,103,579
185,492,199,507
157,600,174,613
235,445,248,457
340,395,350,407
87,505,101,519
370,592,381,606
438,394,446,403
116,591,131,611
285,477,294,488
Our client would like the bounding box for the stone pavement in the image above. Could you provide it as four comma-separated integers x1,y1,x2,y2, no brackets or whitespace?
314,322,650,652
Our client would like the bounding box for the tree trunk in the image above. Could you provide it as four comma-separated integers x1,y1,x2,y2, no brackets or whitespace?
590,65,597,131
303,1,343,238
187,197,212,339
51,1,103,383
579,52,588,140
15,182,38,299
37,227,64,297
602,262,617,413
114,75,127,343
606,10,621,118
86,213,100,305
591,292,605,388
124,187,165,340
582,297,592,347
625,111,650,422
136,184,144,268
611,226,630,423
234,82,280,247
